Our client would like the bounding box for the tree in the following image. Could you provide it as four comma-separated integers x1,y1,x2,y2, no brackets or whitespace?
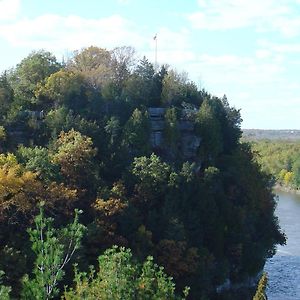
111,46,136,91
64,246,189,300
284,171,293,186
0,127,6,152
195,99,223,163
0,72,13,122
0,271,10,300
0,127,6,141
164,107,179,152
85,195,129,257
21,204,86,300
9,50,61,108
0,246,27,298
161,70,188,106
35,70,88,112
220,95,242,151
44,107,100,142
0,47,286,300
0,153,78,228
52,129,97,189
123,109,150,156
132,154,171,193
292,157,300,188
16,146,59,182
155,240,199,280
105,116,121,146
151,65,168,106
67,46,113,91
131,153,172,212
122,57,156,106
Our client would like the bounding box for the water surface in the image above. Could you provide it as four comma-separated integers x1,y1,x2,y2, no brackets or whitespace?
265,190,300,300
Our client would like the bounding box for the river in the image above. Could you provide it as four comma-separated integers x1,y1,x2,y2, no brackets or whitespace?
265,190,300,300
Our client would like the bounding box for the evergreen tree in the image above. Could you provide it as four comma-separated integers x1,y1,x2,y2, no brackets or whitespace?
21,203,86,300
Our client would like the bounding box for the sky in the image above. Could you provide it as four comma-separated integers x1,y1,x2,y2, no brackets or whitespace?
0,0,299,129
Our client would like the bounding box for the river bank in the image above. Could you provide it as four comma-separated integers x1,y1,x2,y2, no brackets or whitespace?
274,184,300,195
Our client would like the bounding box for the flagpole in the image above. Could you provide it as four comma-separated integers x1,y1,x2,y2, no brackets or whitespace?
154,34,158,71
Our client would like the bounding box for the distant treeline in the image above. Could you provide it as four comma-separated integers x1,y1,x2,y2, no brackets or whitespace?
250,140,300,189
243,129,300,141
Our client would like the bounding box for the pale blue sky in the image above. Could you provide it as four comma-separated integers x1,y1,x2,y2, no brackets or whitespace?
0,0,299,129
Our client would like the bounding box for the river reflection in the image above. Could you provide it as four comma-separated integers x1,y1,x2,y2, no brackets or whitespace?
265,190,300,300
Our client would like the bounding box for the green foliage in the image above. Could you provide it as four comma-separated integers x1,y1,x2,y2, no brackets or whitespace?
0,151,79,231
253,272,268,300
64,246,188,300
132,153,171,195
292,157,300,187
0,246,27,297
21,203,86,299
111,46,136,89
123,109,150,155
52,129,97,187
45,107,100,141
122,56,164,107
0,152,18,167
196,99,223,162
161,70,187,105
0,72,13,122
68,46,112,91
9,50,61,107
16,146,59,182
250,140,300,189
36,70,88,113
0,47,284,299
45,107,70,138
0,271,11,300
105,116,121,145
0,126,6,141
164,107,179,150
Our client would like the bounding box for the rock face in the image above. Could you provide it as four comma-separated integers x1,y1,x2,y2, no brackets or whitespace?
148,107,201,160
148,108,165,149
8,110,44,146
216,271,263,298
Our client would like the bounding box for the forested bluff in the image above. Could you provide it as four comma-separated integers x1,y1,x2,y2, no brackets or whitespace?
0,47,285,299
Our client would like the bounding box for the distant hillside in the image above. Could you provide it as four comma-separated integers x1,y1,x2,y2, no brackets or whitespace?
243,129,300,141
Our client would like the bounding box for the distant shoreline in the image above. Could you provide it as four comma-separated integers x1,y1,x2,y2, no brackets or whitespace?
274,184,300,195
242,129,300,141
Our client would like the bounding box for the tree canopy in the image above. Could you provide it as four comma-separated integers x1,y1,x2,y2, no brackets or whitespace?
0,46,284,299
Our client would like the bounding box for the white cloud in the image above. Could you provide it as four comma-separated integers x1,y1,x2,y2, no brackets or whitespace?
156,49,196,65
0,0,20,21
0,1,297,129
188,0,299,36
143,27,195,65
255,49,271,59
0,14,146,54
257,39,300,55
277,44,300,53
197,54,252,67
192,53,285,86
271,17,300,37
153,28,191,52
0,12,197,68
117,0,131,4
180,51,290,127
0,12,198,72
